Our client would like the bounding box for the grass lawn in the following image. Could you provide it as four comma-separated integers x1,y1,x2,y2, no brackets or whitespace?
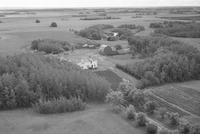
0,104,146,134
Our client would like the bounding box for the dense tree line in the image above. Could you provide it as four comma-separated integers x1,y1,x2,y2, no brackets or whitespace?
151,21,200,38
0,53,110,110
117,36,200,88
31,39,72,54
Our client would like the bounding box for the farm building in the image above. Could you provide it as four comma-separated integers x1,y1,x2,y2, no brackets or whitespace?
77,58,98,69
99,44,118,56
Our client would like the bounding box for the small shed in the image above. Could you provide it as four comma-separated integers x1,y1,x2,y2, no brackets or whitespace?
99,44,118,56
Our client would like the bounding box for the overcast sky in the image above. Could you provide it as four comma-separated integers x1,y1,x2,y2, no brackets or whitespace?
0,0,200,8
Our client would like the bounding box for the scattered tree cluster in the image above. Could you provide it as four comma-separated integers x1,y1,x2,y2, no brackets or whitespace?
78,24,113,40
0,53,110,110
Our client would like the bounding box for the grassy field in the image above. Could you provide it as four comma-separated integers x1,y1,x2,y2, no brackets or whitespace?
0,104,146,134
151,84,200,116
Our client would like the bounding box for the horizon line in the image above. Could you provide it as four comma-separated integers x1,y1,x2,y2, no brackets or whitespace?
0,5,200,10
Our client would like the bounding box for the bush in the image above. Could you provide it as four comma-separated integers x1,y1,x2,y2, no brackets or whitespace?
115,44,122,50
33,97,86,114
35,19,40,23
106,91,125,106
178,120,191,134
124,104,136,120
191,125,200,134
136,112,148,126
167,112,180,126
145,101,157,114
146,123,158,134
50,22,57,27
158,107,167,119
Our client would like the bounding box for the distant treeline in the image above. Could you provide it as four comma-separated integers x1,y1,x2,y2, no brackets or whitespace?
150,21,200,38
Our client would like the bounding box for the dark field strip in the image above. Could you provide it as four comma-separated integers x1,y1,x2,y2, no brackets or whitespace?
95,69,122,90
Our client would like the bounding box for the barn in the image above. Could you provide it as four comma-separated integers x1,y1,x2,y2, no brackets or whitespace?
99,44,118,56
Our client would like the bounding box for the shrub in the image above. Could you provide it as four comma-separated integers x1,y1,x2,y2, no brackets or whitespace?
33,97,86,114
112,104,125,113
131,90,146,110
191,125,200,134
115,44,122,50
167,112,180,126
158,107,167,120
50,22,57,27
146,123,158,134
124,104,136,120
136,112,148,126
35,19,40,23
178,120,191,134
106,91,125,106
145,101,157,114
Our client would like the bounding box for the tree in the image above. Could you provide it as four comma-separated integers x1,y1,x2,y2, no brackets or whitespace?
50,22,57,27
147,123,158,134
136,112,148,126
124,104,136,120
35,19,40,23
145,101,157,114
